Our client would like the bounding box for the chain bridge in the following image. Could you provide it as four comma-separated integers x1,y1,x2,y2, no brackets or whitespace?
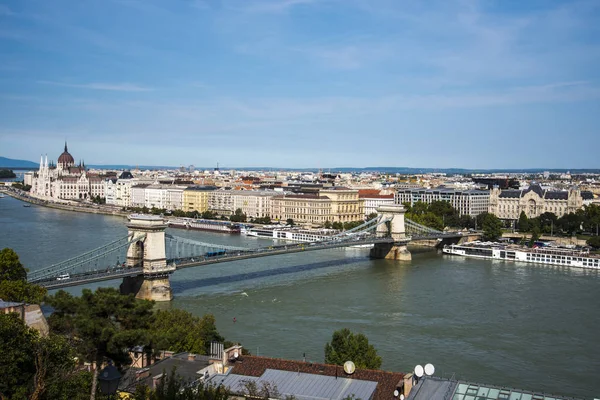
27,204,462,301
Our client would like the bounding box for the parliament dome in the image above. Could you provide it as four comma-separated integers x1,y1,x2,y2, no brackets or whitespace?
58,142,75,167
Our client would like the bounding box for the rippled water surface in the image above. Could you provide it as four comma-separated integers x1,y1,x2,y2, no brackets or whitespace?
1,195,599,399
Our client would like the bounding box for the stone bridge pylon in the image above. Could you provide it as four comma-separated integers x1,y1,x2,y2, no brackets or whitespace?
120,214,175,302
370,204,412,261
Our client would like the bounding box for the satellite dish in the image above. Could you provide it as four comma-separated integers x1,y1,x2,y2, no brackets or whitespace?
393,390,399,397
414,365,424,378
233,350,239,359
424,363,435,376
400,395,405,400
343,361,356,375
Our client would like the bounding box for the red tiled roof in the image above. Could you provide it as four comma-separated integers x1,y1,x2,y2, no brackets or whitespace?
358,189,394,199
275,194,330,200
229,355,404,400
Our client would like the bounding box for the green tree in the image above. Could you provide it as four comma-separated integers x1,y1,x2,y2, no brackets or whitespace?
0,313,85,400
151,310,224,355
457,215,475,230
0,279,47,304
286,218,295,226
581,204,600,234
0,313,37,400
46,288,155,400
517,211,530,232
537,212,558,234
200,210,215,219
410,201,429,216
480,212,503,242
528,227,541,248
324,328,382,370
230,208,247,223
586,236,600,249
323,220,332,229
0,248,47,303
367,212,378,221
0,247,27,281
0,169,17,178
428,201,456,219
557,212,582,235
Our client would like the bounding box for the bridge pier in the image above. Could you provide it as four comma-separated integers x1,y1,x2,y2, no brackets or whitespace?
370,204,412,261
120,214,175,302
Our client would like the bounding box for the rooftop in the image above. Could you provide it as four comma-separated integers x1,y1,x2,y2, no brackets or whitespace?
220,355,404,400
120,352,211,392
406,377,581,400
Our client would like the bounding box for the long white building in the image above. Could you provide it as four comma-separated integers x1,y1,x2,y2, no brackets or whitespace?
395,187,490,216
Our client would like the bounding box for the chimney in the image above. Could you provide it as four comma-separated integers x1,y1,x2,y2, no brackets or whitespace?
188,353,196,361
152,373,164,389
403,374,414,398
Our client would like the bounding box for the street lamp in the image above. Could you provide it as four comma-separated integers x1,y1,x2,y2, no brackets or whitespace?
98,362,122,399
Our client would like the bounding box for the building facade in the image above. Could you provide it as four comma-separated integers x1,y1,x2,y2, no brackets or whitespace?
231,191,278,219
359,190,395,217
208,190,235,215
271,194,332,225
30,142,105,201
489,185,589,220
395,188,490,216
182,186,217,213
104,171,136,208
320,188,364,222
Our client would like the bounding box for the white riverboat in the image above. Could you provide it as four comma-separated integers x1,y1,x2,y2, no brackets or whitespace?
443,242,600,270
167,218,241,234
242,225,336,242
242,225,374,248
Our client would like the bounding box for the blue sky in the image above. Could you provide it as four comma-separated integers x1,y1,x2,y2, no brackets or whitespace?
0,0,599,168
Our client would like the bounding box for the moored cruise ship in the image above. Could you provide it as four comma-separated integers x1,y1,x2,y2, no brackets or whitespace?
242,225,337,242
167,218,240,234
443,242,600,270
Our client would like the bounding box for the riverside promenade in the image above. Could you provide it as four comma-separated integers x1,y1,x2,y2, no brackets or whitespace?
0,186,128,218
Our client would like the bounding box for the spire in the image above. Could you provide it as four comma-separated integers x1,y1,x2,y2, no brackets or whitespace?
64,141,68,152
39,155,43,170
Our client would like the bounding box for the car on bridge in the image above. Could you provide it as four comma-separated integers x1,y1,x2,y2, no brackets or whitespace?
56,273,70,281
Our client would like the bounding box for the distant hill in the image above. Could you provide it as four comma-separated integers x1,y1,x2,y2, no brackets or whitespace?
88,165,600,174
0,157,38,168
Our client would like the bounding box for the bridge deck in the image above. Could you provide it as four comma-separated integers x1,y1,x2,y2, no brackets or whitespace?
36,237,402,289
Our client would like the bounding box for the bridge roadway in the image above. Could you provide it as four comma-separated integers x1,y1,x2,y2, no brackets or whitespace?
35,236,404,290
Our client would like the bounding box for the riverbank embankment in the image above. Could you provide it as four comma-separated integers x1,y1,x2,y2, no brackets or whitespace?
1,188,128,218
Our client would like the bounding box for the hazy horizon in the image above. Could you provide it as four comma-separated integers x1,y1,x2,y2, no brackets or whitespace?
1,0,599,168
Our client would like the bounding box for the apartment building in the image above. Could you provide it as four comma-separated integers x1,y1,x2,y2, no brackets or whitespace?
231,190,278,219
182,186,217,213
208,190,235,215
395,187,490,216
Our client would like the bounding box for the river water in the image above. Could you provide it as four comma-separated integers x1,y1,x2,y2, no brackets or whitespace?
1,195,599,399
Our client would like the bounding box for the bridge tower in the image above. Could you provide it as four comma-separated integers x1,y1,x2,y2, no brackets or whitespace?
120,214,175,302
370,204,412,261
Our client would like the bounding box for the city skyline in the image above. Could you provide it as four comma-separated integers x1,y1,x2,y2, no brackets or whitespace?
1,0,599,168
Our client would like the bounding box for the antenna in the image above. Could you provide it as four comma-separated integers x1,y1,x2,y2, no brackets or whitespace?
343,361,355,375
